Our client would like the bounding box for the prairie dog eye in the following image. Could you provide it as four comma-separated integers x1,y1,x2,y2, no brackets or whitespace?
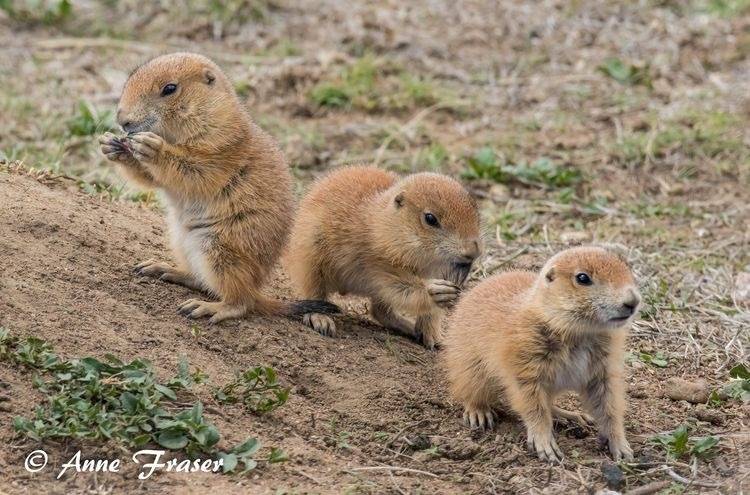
575,272,592,286
424,212,440,228
161,83,178,97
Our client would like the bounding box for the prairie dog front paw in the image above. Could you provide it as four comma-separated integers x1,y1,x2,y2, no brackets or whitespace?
129,132,164,163
463,406,495,430
99,132,136,164
527,427,563,463
427,279,460,308
600,433,633,462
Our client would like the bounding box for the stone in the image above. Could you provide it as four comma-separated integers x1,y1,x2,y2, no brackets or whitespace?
664,377,710,404
601,461,625,490
694,404,724,425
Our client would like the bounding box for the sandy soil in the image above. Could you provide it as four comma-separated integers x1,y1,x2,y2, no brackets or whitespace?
0,166,745,494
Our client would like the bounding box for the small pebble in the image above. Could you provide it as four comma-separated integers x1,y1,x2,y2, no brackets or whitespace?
665,377,710,404
694,404,724,425
601,461,625,490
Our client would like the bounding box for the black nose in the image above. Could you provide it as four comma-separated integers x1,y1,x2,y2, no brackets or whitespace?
454,259,473,271
621,303,635,316
622,289,640,314
121,121,135,133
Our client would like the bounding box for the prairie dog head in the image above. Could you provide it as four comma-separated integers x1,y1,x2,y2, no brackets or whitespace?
536,246,640,332
117,52,242,145
375,173,482,284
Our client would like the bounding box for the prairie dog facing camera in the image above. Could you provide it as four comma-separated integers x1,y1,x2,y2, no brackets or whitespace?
443,246,640,462
284,166,482,349
99,52,338,323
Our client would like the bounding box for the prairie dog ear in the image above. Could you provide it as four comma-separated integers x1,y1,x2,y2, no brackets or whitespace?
394,192,404,208
545,266,555,282
203,68,216,85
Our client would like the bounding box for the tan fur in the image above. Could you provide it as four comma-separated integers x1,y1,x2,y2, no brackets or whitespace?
443,246,640,462
284,165,482,348
99,52,299,323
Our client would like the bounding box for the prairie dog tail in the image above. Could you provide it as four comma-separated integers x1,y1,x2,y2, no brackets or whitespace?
253,293,341,319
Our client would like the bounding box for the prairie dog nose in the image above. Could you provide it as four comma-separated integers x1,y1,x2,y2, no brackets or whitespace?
622,288,641,311
460,239,481,262
117,109,138,133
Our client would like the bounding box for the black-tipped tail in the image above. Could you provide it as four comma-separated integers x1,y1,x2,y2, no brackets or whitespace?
286,300,341,317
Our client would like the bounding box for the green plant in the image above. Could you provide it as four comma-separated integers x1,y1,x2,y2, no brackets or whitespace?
215,366,289,414
638,351,669,368
700,0,750,16
310,85,351,108
1,330,285,473
310,56,378,110
309,55,451,113
598,58,652,88
725,363,750,401
464,147,505,182
651,425,720,459
413,144,448,171
0,0,72,25
168,355,210,390
67,101,116,137
609,111,746,168
503,158,582,188
462,147,581,188
711,363,750,404
493,210,524,242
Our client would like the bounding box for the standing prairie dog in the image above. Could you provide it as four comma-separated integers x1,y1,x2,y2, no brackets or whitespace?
99,52,338,323
443,246,640,462
284,166,482,349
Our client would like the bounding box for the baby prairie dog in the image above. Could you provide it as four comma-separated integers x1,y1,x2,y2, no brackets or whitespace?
99,52,337,323
284,166,482,349
443,246,640,462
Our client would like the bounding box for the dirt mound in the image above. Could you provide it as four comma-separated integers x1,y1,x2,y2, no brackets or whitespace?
0,168,482,493
1,168,747,494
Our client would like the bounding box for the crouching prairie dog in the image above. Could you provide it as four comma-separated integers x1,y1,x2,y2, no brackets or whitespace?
99,52,338,323
443,246,640,462
284,166,482,349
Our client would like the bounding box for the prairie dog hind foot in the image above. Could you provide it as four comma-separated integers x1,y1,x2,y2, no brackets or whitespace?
370,300,416,337
553,406,595,427
134,259,204,292
463,406,495,430
303,312,337,337
178,299,247,324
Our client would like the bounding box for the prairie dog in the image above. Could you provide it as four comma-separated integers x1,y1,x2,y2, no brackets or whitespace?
99,52,337,323
443,246,640,462
284,166,482,349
